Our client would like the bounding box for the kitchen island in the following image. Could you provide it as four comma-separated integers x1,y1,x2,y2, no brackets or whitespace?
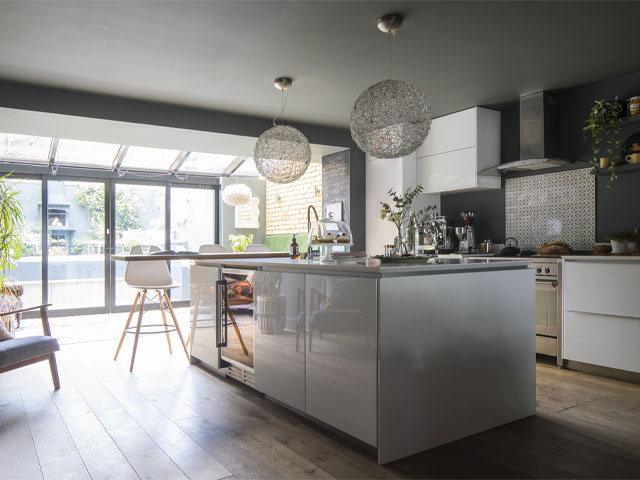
189,257,535,464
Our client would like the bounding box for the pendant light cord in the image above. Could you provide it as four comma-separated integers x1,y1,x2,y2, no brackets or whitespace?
380,31,397,81
273,88,290,126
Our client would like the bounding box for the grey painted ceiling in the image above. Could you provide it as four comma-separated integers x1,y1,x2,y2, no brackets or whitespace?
0,1,638,128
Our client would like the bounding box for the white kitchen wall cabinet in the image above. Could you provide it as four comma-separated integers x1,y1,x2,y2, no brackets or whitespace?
563,259,640,373
416,107,501,194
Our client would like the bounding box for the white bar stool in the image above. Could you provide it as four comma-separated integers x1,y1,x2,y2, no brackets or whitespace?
114,246,189,371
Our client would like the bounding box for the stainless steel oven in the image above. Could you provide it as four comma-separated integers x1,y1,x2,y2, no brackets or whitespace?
530,259,562,365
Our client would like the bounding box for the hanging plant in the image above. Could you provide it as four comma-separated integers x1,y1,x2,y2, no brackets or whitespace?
583,97,623,187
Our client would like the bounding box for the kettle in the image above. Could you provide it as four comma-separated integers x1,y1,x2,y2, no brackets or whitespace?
500,237,520,257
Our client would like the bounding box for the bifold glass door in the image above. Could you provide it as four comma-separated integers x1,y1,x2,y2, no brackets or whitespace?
47,179,107,310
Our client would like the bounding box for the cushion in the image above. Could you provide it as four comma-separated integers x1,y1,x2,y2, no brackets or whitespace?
0,320,13,340
0,336,60,369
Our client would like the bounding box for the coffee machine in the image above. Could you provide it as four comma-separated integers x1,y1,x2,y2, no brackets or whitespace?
458,211,477,252
423,216,456,253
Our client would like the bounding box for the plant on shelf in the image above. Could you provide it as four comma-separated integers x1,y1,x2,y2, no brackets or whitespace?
583,97,623,187
0,173,25,290
380,185,436,256
605,231,631,254
229,234,253,253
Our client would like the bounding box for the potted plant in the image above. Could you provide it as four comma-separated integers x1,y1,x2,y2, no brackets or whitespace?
0,173,24,289
380,185,436,256
583,98,623,186
228,234,253,252
605,231,631,254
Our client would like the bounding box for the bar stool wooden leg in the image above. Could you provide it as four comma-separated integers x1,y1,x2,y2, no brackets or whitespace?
226,306,249,356
158,290,172,354
186,286,201,348
163,291,190,360
114,291,140,361
129,290,147,372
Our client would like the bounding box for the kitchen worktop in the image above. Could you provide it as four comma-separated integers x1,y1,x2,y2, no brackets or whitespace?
562,255,640,261
111,251,288,261
194,256,531,277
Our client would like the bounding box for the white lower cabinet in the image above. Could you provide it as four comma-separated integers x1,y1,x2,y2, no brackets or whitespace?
563,260,640,373
305,274,378,446
254,272,306,412
254,272,378,446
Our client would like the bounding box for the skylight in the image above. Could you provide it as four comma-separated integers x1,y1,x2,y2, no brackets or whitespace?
55,139,120,169
0,133,52,164
120,146,181,171
232,158,262,178
179,152,237,175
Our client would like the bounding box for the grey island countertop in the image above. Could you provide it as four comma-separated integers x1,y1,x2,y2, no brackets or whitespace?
194,256,532,277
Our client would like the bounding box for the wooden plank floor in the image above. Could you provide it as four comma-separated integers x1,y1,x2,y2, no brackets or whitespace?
1,334,640,479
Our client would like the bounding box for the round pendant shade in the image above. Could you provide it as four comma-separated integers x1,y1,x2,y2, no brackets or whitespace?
221,183,252,206
253,125,311,184
350,79,432,159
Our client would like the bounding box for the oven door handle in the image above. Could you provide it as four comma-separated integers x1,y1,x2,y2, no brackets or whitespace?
536,280,558,291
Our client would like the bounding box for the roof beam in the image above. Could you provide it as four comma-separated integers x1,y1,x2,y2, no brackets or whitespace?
169,151,189,172
223,157,246,176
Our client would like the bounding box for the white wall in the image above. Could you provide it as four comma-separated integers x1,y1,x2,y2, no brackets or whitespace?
366,153,440,256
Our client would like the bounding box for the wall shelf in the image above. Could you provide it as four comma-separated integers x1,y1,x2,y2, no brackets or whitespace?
619,115,640,128
597,163,640,176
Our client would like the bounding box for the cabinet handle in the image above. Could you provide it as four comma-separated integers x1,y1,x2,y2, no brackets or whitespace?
216,279,228,348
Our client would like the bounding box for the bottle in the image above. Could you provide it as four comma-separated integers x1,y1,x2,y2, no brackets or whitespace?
290,234,299,259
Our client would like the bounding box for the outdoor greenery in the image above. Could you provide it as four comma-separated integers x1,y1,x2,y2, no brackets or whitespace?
583,97,623,186
0,173,24,289
229,234,253,253
380,185,436,255
76,185,142,239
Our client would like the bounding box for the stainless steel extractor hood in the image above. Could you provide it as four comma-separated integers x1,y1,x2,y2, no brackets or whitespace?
497,91,571,172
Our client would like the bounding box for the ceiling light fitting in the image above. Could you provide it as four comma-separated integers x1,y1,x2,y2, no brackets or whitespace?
222,182,252,206
350,13,432,159
254,77,311,184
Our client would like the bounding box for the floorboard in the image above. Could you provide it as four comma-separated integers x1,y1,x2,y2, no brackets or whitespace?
2,325,640,479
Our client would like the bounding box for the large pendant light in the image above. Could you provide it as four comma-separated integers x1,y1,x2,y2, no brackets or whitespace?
254,77,311,184
350,14,432,159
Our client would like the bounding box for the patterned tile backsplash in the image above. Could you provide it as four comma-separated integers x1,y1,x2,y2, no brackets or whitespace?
505,168,595,251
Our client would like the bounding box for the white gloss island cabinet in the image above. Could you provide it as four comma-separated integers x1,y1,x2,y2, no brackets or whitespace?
255,272,377,446
416,106,501,194
209,258,535,464
562,258,640,374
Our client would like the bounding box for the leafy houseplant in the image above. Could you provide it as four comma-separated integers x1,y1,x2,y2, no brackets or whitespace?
0,174,25,290
380,185,436,256
229,234,253,253
583,98,623,186
605,231,631,254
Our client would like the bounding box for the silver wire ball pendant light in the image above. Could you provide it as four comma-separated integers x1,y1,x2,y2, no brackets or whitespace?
350,14,432,159
254,77,311,184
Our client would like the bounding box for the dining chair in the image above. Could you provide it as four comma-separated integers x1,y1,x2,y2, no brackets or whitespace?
245,243,270,252
199,244,227,253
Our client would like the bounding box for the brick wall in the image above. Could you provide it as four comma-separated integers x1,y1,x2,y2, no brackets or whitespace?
266,162,322,235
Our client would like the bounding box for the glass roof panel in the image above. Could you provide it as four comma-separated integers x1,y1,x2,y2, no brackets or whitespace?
120,146,181,171
179,152,236,175
232,158,262,178
55,138,120,168
0,133,52,164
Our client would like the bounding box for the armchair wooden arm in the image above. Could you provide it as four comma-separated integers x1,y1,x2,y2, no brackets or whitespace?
0,304,53,335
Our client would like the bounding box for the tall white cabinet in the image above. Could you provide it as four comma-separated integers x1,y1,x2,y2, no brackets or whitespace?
416,106,501,194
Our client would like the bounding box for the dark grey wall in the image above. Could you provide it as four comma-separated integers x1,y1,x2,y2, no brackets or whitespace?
442,72,640,243
0,79,366,247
